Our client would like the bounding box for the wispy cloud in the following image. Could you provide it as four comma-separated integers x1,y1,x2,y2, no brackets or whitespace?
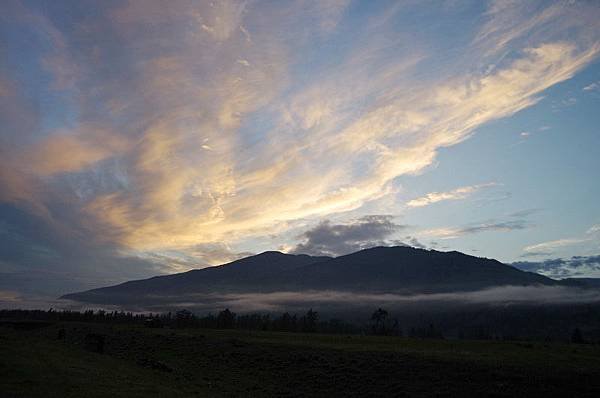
523,238,587,256
561,97,578,107
522,224,600,256
420,209,536,240
422,219,529,240
406,183,496,208
588,225,600,234
583,81,599,91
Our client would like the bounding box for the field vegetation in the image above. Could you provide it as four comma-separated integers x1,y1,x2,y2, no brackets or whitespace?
2,315,600,397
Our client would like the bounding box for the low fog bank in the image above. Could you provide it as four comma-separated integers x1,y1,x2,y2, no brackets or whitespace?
189,285,600,313
50,285,600,316
0,291,122,313
6,285,600,341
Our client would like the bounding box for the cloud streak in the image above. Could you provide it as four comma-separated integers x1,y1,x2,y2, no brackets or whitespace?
522,224,600,256
422,219,529,239
406,183,497,207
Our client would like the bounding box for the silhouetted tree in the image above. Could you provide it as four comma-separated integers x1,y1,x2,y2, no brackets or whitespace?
175,309,194,328
217,308,236,329
370,308,389,335
276,312,296,332
302,309,318,333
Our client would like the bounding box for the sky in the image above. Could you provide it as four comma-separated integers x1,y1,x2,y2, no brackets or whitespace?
1,0,600,302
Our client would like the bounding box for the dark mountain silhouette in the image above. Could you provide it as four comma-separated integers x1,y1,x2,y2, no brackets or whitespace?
62,251,329,304
265,246,556,292
61,246,559,305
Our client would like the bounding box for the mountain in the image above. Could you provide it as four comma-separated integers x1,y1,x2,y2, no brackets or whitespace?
61,246,559,305
61,251,329,304
265,246,556,292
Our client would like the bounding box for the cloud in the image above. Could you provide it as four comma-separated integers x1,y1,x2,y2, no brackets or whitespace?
462,220,529,234
314,0,351,33
583,81,599,91
406,183,496,207
560,97,578,107
516,125,551,142
522,224,600,256
140,243,254,274
0,202,170,298
513,255,600,279
420,209,539,240
25,126,131,176
291,215,405,257
403,236,426,249
523,238,587,256
507,209,540,219
422,219,529,239
587,225,600,234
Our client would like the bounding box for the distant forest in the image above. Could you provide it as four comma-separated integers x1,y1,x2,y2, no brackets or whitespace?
2,305,598,343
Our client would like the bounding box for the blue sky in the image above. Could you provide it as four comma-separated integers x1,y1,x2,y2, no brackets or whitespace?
1,0,599,302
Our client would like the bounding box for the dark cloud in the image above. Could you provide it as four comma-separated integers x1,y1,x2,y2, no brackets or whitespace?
291,215,406,257
0,199,258,300
519,251,552,258
403,236,426,249
0,203,166,298
459,219,529,234
473,191,512,207
426,211,535,239
506,208,540,218
512,255,600,279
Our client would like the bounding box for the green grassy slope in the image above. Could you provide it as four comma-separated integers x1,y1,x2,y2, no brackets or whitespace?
2,322,600,397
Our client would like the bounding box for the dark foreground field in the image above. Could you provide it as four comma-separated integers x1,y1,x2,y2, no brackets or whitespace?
2,322,600,397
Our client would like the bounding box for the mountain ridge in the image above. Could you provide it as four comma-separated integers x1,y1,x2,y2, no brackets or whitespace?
60,246,562,305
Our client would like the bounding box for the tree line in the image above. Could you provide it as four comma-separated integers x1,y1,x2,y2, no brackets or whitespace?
0,306,595,343
0,308,357,334
0,307,408,336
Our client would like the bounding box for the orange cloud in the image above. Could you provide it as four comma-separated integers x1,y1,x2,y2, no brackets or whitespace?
26,126,131,176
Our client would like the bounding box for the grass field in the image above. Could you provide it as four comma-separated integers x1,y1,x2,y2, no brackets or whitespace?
2,322,600,397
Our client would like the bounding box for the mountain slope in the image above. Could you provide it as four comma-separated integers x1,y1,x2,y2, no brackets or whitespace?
268,246,556,293
61,246,557,305
61,251,330,304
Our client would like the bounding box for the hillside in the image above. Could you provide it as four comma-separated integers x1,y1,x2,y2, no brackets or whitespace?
267,246,555,292
61,251,329,304
61,246,557,306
